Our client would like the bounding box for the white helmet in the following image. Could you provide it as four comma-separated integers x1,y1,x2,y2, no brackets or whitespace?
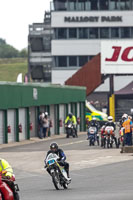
122,113,128,119
128,115,132,120
108,116,113,122
92,117,96,121
45,112,48,116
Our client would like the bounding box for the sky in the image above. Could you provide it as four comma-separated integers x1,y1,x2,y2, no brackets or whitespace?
0,0,51,50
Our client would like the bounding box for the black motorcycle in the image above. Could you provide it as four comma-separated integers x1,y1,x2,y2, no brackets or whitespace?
45,153,71,190
65,120,76,138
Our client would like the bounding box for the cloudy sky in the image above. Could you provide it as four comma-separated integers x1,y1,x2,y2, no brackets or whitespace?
0,0,51,50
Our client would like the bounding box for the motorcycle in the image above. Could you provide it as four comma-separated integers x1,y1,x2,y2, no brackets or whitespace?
65,120,76,138
104,126,117,148
0,171,20,200
45,153,71,190
118,127,125,148
87,126,97,146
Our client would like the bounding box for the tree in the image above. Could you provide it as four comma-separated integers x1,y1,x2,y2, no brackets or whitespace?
19,48,28,58
0,38,6,45
0,37,27,58
0,44,19,58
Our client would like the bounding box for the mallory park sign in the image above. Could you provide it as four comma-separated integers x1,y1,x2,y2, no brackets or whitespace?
64,16,122,23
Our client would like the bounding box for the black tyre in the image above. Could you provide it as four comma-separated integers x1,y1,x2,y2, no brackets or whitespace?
117,138,120,148
52,173,60,190
107,138,110,148
101,138,104,147
67,129,71,138
14,192,20,200
72,129,76,138
63,182,68,189
103,138,106,148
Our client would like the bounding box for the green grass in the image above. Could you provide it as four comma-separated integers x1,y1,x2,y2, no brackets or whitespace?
0,58,28,82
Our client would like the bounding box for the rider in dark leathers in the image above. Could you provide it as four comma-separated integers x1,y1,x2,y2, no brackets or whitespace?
44,142,71,180
87,117,100,145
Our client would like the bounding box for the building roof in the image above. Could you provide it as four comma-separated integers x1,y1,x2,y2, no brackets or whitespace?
65,54,102,96
115,81,133,95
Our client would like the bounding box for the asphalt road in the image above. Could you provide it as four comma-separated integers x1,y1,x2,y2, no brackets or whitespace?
0,133,133,200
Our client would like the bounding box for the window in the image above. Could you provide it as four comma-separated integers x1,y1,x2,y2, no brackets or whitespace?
78,0,86,10
43,35,51,51
69,0,77,11
99,0,109,10
69,56,77,66
30,37,44,52
69,28,77,38
100,28,109,38
85,0,91,10
58,28,67,39
131,28,133,38
131,0,133,9
89,0,98,10
89,28,98,39
121,27,130,38
54,0,67,11
79,56,88,66
89,55,94,60
79,28,88,39
111,28,119,38
120,0,130,10
109,0,119,10
58,56,67,67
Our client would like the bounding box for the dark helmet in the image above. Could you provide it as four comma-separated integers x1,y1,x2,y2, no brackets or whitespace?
50,142,58,151
68,113,73,118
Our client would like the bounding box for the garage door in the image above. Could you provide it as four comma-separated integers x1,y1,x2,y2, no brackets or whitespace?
0,111,4,144
59,104,65,134
19,108,26,141
7,109,15,143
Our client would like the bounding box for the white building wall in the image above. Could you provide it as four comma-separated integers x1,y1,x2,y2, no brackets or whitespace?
52,69,78,84
52,40,100,56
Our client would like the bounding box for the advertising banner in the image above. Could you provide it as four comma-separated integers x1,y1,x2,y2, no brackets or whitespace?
101,40,133,74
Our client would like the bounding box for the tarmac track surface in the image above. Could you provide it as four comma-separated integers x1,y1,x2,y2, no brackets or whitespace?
0,133,133,200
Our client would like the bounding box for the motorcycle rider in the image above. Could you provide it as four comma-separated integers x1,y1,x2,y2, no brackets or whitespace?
87,117,100,145
0,158,19,199
45,142,71,181
65,113,78,137
105,116,118,147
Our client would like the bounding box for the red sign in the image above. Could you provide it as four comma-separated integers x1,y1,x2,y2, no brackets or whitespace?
105,46,133,62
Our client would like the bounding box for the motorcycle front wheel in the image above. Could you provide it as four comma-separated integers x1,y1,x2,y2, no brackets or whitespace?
63,182,68,189
14,192,20,200
52,172,60,190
